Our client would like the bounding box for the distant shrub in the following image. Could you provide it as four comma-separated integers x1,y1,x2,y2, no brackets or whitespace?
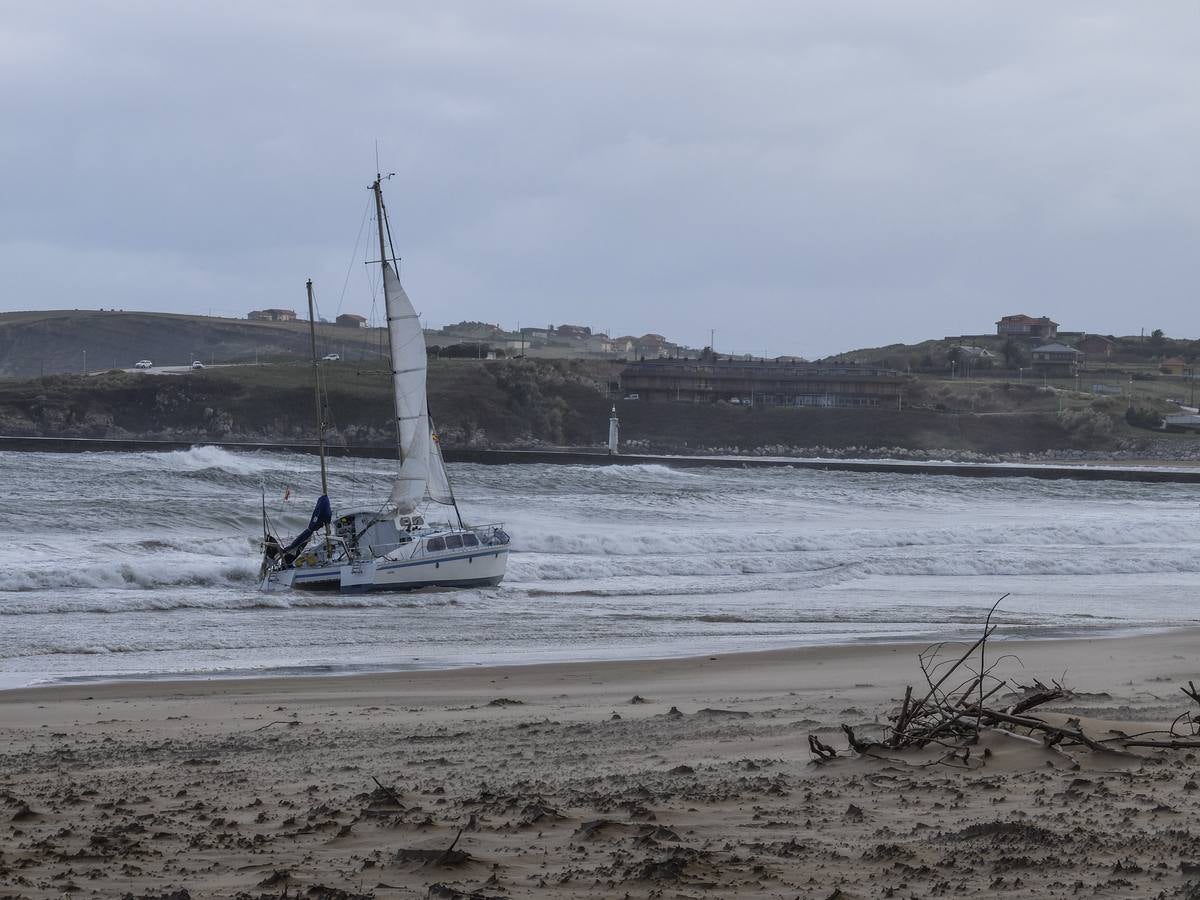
1057,407,1114,444
1125,406,1163,429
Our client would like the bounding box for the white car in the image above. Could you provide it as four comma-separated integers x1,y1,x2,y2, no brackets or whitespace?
134,360,153,369
191,361,205,369
322,353,341,362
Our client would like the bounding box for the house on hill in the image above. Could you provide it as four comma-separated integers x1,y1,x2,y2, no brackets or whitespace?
1161,356,1188,376
585,334,613,353
1030,343,1080,376
1076,334,1114,358
248,308,297,322
335,313,367,328
442,321,504,340
556,324,592,339
997,314,1058,340
634,333,673,358
611,335,637,354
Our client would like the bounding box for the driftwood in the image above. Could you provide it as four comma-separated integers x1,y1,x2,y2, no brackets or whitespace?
394,827,470,866
250,719,301,733
371,775,405,809
809,596,1200,763
808,734,838,761
427,883,504,900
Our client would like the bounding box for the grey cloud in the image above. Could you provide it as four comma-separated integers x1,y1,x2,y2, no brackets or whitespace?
2,2,1198,355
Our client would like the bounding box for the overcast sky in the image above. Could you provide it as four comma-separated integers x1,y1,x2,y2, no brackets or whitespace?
2,2,1198,358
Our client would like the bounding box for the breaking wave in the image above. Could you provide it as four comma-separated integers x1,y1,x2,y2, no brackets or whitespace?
0,588,470,617
0,560,260,596
3,447,1200,685
138,445,290,476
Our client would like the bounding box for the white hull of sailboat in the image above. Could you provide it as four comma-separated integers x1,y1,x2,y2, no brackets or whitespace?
261,546,508,594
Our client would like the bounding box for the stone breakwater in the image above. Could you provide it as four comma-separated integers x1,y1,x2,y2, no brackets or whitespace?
6,432,1200,465
620,437,1200,464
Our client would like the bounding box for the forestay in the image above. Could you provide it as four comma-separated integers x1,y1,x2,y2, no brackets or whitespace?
426,420,455,505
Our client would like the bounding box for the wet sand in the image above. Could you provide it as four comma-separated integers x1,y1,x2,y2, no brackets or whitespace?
2,629,1199,898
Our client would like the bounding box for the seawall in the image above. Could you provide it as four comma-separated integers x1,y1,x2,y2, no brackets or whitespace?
2,434,1199,484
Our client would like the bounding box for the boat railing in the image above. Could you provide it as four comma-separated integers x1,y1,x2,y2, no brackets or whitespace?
470,523,511,546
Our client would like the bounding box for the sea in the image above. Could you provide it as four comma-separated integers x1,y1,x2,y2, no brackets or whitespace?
1,447,1197,688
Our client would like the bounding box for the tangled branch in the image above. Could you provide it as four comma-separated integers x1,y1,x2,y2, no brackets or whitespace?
809,597,1200,763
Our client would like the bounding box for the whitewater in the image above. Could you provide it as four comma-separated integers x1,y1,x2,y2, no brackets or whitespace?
1,447,1197,687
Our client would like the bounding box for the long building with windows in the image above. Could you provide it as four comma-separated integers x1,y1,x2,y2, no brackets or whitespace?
620,358,907,409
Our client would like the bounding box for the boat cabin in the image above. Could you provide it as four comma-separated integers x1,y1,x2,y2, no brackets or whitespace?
334,510,428,558
425,532,481,553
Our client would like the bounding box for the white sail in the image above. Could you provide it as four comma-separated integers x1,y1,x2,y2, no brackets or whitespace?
383,261,430,512
426,421,455,505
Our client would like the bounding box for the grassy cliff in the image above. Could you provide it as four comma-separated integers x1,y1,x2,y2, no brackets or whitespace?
0,359,619,448
0,357,1179,457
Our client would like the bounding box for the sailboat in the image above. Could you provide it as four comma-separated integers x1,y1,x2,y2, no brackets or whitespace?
258,174,510,593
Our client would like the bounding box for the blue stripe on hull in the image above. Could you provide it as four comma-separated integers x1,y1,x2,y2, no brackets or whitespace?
291,577,341,592
341,574,505,594
375,549,507,572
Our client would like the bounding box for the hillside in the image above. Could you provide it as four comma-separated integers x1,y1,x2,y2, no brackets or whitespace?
0,359,620,448
0,310,391,378
2,311,1196,458
0,310,639,378
830,331,1200,372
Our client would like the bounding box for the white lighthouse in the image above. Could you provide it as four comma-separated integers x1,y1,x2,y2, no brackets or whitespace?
607,405,619,455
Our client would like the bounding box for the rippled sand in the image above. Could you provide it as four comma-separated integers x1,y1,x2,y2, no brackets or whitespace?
3,629,1199,898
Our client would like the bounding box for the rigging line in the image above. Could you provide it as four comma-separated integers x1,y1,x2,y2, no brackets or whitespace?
366,212,383,331
336,197,372,320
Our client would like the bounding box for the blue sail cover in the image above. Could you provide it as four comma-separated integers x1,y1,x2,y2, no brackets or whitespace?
308,495,332,530
283,495,333,555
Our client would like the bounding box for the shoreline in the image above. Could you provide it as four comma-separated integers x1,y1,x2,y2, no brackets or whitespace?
6,624,1196,703
4,621,1189,696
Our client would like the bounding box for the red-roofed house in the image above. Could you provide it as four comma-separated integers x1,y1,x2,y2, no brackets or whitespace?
996,314,1058,340
1076,334,1114,357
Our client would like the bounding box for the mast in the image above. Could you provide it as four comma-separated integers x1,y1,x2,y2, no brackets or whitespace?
372,174,405,464
306,279,331,544
372,175,390,288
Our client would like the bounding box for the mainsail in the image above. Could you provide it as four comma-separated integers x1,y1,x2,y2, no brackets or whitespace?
383,261,431,512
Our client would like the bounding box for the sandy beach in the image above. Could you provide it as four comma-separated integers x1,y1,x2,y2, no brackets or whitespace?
3,629,1200,899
